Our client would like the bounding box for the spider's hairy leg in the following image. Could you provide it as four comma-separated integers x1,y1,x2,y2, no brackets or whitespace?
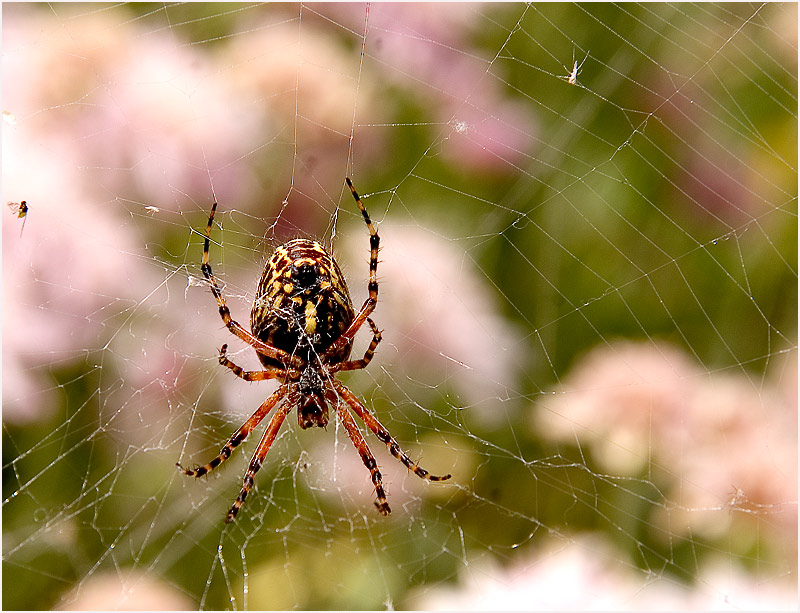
324,178,380,360
200,202,301,369
333,318,381,372
346,178,380,294
346,176,380,326
218,344,292,381
177,383,288,479
226,394,294,523
328,389,391,515
333,380,452,483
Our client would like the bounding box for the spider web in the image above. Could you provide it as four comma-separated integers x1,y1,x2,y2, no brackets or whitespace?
2,3,797,610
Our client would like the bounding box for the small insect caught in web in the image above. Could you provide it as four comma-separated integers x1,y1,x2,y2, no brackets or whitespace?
562,49,589,86
726,485,749,513
7,200,28,236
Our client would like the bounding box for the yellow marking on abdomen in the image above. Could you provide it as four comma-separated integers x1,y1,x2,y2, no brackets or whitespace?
304,300,317,335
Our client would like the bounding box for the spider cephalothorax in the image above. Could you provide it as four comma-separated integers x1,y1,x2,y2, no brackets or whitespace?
296,363,328,429
177,178,451,523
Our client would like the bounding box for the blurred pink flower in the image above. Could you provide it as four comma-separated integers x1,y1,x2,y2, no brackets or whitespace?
2,8,241,425
59,570,193,610
2,120,156,423
535,341,701,474
322,3,537,173
409,535,797,610
218,10,378,209
534,341,797,545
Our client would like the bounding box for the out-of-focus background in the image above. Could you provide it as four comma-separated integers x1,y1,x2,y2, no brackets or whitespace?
3,3,796,610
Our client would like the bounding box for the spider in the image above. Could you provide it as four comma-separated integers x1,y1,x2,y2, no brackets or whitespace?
177,178,451,523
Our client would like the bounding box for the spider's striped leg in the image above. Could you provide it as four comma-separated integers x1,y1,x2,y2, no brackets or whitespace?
323,179,380,360
177,383,288,479
201,202,302,369
218,344,292,381
328,389,391,515
226,393,295,523
333,380,452,483
333,318,381,372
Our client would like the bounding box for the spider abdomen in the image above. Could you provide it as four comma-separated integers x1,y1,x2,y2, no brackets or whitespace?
250,239,355,369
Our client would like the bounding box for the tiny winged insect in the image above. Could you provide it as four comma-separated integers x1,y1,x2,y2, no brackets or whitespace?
7,200,28,236
563,49,589,86
177,178,451,523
